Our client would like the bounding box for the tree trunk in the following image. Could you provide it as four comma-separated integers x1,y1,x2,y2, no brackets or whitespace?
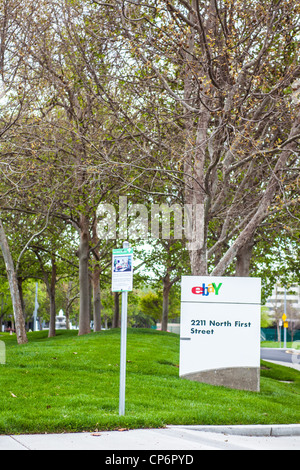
36,252,57,338
189,245,208,276
65,308,70,330
0,219,28,344
65,281,73,330
184,114,210,276
48,289,56,337
235,238,254,277
277,321,281,343
113,292,120,328
48,257,57,338
161,273,171,331
91,218,101,331
78,213,91,335
182,2,211,276
92,264,101,331
17,277,26,315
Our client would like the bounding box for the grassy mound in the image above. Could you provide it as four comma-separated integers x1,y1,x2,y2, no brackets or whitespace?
0,329,299,434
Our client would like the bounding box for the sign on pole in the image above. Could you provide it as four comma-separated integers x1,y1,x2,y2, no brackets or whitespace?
112,243,133,416
283,288,287,348
112,247,133,293
180,276,261,391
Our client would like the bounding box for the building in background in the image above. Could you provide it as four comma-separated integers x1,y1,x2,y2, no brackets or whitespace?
265,284,300,342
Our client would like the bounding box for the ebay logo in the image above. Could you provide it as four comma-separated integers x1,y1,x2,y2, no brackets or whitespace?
191,283,222,296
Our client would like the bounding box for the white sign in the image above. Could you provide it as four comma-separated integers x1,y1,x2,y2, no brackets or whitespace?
181,276,261,304
112,248,133,292
180,276,261,389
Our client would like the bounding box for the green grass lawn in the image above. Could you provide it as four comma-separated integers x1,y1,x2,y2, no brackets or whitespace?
0,329,299,435
261,341,299,348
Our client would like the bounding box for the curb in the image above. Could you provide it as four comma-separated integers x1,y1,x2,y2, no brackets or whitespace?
169,424,300,437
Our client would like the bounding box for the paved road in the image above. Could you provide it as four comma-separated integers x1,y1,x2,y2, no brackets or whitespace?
261,347,300,369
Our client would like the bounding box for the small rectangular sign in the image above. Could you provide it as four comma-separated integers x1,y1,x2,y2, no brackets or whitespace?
112,248,133,292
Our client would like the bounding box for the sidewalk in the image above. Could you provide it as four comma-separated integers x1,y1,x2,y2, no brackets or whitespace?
1,425,300,451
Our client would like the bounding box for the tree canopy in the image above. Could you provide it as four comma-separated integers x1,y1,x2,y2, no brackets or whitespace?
0,0,299,342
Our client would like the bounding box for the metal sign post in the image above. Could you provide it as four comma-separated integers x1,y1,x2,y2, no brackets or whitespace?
279,320,282,348
33,282,39,331
282,315,288,349
282,287,288,348
119,288,128,416
111,241,133,416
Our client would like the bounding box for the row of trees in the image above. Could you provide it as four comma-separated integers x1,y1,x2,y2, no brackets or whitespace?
0,0,299,344
0,273,180,333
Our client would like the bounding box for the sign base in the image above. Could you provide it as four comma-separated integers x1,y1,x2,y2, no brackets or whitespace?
181,367,260,392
